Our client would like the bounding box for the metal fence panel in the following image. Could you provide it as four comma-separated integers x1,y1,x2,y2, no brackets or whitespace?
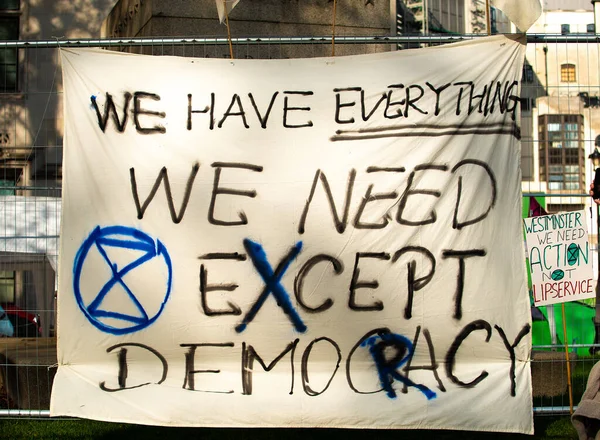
0,34,596,418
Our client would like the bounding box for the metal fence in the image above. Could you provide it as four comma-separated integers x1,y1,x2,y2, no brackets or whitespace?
0,33,597,418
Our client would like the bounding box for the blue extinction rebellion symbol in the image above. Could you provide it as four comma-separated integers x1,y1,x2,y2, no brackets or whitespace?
73,226,172,335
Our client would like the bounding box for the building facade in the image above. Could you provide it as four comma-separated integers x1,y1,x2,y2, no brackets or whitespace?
521,1,597,213
396,0,512,39
0,0,115,337
102,0,393,58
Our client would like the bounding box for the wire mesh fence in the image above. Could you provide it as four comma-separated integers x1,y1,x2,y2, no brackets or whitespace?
0,33,596,417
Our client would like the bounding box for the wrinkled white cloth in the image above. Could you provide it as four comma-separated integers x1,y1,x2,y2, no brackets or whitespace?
215,0,240,23
491,0,542,32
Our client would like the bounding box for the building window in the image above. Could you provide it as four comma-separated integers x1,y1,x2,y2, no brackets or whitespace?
0,167,23,194
489,7,498,34
0,0,18,93
561,63,576,83
522,64,534,83
538,114,584,191
0,270,15,303
561,24,570,35
0,179,15,195
588,23,595,33
0,1,19,9
520,98,535,112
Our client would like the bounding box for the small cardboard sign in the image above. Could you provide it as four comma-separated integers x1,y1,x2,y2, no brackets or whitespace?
524,210,594,307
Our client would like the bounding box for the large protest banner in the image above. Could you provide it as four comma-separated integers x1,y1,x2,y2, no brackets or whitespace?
51,35,532,433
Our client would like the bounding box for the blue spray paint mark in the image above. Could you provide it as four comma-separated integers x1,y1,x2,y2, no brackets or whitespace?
73,225,172,335
235,239,306,333
363,331,436,400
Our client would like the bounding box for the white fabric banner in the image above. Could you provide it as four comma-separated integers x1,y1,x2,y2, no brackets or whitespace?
491,0,542,32
216,0,240,23
52,35,532,433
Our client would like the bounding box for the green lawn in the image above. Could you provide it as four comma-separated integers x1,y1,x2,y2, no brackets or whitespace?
0,416,579,440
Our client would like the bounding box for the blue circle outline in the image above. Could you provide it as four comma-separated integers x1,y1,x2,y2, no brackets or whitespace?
73,225,172,335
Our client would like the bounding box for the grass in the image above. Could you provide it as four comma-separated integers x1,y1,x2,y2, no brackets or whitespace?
0,416,580,440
